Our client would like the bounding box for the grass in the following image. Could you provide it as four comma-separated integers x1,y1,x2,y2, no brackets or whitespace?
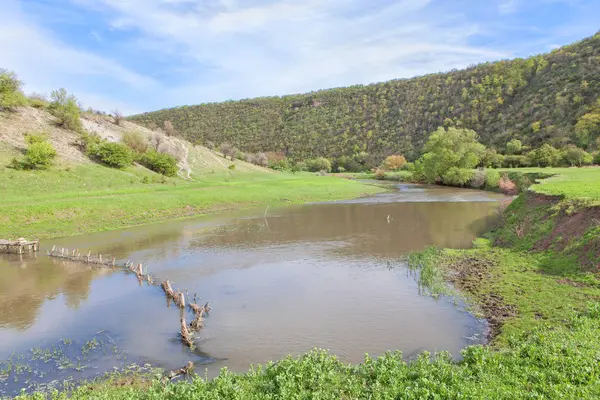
498,167,600,202
0,163,383,238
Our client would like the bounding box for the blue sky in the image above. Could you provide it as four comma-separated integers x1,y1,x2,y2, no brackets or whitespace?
1,0,598,114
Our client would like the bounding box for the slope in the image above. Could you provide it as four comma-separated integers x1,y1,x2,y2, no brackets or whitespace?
130,32,600,164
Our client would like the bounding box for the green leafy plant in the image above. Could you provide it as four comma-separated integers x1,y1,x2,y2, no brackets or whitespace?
139,150,178,176
48,88,82,131
90,142,134,168
0,69,27,110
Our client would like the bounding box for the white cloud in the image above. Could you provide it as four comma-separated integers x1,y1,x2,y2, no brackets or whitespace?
499,0,519,14
3,0,597,112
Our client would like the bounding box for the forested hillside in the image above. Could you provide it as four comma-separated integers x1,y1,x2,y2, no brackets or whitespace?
129,32,600,165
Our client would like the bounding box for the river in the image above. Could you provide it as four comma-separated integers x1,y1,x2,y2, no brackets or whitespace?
0,183,508,395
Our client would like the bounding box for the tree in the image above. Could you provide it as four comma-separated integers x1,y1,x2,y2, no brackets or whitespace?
575,109,600,149
417,127,486,184
506,139,522,155
48,88,82,131
562,145,593,166
220,143,236,160
0,69,27,110
527,144,562,167
163,120,177,137
382,155,407,171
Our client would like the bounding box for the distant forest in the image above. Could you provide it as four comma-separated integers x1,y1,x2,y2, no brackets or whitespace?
129,32,600,166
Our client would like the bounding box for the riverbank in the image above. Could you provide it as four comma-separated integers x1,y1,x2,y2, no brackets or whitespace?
0,166,384,239
10,168,600,398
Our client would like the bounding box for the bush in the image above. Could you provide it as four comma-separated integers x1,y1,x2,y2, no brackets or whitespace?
562,145,593,166
205,140,215,150
76,130,102,152
306,157,332,173
139,150,178,176
163,120,177,136
48,88,82,131
402,162,415,172
220,143,236,160
112,110,123,126
122,131,148,153
247,152,268,167
294,161,307,172
470,170,485,188
0,69,28,110
23,142,57,170
382,155,407,171
502,155,530,168
333,155,363,172
11,133,57,170
374,169,386,180
90,142,134,168
526,144,562,167
594,152,600,165
441,167,474,186
269,158,292,171
506,139,522,155
28,93,48,109
481,149,504,168
484,170,501,189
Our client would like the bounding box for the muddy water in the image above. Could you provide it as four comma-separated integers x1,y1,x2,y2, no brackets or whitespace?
0,184,507,392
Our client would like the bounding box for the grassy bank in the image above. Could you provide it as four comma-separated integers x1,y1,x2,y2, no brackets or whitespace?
0,164,383,239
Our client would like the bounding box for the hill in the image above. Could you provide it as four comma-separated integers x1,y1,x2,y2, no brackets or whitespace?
129,32,600,165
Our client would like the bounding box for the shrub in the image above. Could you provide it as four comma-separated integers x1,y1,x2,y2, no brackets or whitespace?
294,161,307,172
112,109,123,126
228,164,236,170
76,130,102,152
499,175,518,195
402,162,415,172
0,69,28,110
484,170,501,189
23,142,57,170
526,144,562,167
382,155,407,171
441,167,474,186
205,140,215,150
247,152,268,167
122,131,148,153
306,157,332,173
481,148,504,168
220,143,236,160
163,120,177,137
48,88,82,131
562,145,593,166
594,152,600,165
337,166,346,173
90,142,134,168
374,169,386,180
502,155,530,168
269,158,292,171
139,150,178,176
470,170,485,188
11,133,57,170
148,132,166,150
334,155,363,172
28,93,48,109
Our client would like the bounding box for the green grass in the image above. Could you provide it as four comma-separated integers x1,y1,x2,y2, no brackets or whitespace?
0,163,383,239
498,167,600,202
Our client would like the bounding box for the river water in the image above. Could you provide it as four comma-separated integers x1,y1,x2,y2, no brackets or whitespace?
0,183,507,394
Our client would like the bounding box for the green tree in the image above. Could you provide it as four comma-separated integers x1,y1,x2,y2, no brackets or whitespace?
48,88,82,131
527,144,562,167
506,139,523,155
418,127,486,184
0,69,27,110
575,110,600,149
562,145,593,166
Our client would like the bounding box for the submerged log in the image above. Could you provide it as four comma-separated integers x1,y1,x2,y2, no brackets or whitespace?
162,280,175,299
180,317,194,348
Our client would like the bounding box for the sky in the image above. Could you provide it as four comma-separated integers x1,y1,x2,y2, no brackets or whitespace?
1,0,599,115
